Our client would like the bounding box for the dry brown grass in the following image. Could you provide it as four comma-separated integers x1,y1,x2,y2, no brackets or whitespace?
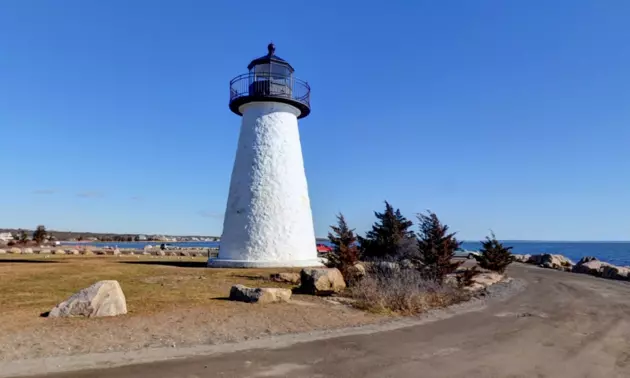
0,255,381,361
349,266,468,315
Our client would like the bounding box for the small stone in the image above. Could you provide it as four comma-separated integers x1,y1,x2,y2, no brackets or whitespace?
269,272,301,284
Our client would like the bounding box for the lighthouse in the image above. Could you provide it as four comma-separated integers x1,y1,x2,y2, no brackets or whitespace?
209,44,320,268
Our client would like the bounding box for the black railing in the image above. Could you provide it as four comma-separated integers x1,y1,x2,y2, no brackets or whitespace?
229,73,310,109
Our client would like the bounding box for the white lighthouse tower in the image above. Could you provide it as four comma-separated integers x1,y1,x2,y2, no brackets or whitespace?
209,44,320,268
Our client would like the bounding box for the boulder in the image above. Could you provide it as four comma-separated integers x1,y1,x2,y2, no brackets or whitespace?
143,245,153,252
229,284,292,304
270,272,301,284
53,249,66,255
155,250,166,256
9,247,21,254
601,265,630,281
513,254,531,263
577,256,598,265
573,260,611,276
179,251,190,257
300,268,346,295
69,249,80,255
112,248,121,256
529,254,573,271
82,248,94,255
40,249,51,254
0,249,5,254
48,280,127,318
142,251,151,256
22,248,33,254
347,263,366,280
466,272,505,292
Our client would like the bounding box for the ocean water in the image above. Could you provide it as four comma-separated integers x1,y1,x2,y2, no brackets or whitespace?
60,240,630,267
461,241,630,267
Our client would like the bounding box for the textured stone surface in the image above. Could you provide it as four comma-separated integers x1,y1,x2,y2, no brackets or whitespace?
573,260,611,276
21,248,33,254
53,249,65,255
601,265,630,280
40,249,51,254
466,272,505,292
48,280,127,318
9,248,21,254
300,268,346,296
214,102,319,268
528,254,574,271
229,284,292,304
513,254,531,263
0,249,6,254
270,272,301,284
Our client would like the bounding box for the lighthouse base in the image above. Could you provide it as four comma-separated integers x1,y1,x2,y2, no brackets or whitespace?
207,258,323,268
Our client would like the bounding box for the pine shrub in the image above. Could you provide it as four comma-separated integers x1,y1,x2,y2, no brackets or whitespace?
414,211,463,283
476,232,514,273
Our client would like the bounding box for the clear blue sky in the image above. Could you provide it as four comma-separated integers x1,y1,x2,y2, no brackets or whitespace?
1,1,629,240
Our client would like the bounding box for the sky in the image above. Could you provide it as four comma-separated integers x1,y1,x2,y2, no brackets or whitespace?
1,1,629,240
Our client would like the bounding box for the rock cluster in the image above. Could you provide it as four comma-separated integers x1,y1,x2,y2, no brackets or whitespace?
514,253,630,281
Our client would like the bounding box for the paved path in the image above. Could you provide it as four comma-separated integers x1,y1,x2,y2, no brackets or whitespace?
24,264,630,378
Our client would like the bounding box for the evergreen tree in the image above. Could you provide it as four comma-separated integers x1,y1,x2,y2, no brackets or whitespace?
476,232,514,273
415,211,462,282
358,201,415,261
33,225,47,245
19,230,29,244
326,213,359,279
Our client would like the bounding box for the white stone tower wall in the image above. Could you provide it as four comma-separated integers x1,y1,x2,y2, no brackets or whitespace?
211,101,319,267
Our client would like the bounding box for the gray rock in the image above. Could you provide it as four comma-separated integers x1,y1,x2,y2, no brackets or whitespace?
270,272,301,284
48,280,127,318
300,268,346,296
155,250,166,256
21,248,33,254
577,256,598,265
229,284,292,304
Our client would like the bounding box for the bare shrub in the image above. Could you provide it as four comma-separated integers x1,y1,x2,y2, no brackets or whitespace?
349,266,466,315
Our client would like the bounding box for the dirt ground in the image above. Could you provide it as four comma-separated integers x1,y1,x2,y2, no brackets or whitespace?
13,263,630,378
0,255,381,362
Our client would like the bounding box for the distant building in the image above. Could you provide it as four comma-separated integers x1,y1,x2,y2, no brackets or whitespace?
136,234,148,241
0,232,14,242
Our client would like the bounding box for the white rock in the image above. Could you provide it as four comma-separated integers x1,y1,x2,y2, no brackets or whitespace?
40,249,51,254
229,284,292,304
22,248,33,254
48,280,127,318
9,247,21,254
466,272,505,291
0,249,6,254
53,249,66,255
